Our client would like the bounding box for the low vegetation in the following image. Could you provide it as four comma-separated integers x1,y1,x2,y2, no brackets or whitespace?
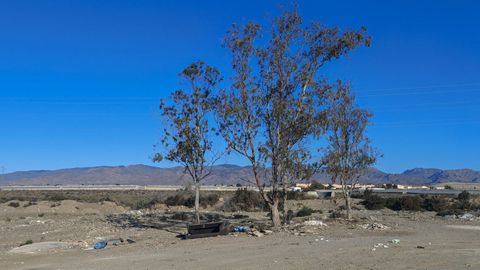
361,190,478,214
164,192,220,208
7,201,20,208
223,188,265,212
303,181,327,192
19,239,33,247
296,206,317,217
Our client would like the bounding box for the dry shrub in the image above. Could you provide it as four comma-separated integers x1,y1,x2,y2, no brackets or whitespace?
223,188,265,212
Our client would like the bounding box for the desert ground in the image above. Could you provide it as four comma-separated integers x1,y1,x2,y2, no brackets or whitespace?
0,194,479,270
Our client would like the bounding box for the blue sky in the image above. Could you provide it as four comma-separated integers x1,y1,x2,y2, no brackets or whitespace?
0,0,479,173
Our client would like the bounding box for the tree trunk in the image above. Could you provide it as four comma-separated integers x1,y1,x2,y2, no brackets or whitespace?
282,183,288,225
194,181,200,224
270,198,281,227
345,194,352,220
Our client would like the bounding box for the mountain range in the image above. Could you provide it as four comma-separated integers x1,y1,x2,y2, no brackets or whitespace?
1,164,479,186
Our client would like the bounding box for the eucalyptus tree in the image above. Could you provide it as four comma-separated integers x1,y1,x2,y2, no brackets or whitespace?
154,61,221,224
324,82,378,220
216,8,371,227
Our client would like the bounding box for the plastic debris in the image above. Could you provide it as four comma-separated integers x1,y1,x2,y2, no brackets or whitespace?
250,231,264,237
233,225,250,233
360,223,389,230
459,213,475,221
94,241,108,250
303,220,328,227
390,239,400,244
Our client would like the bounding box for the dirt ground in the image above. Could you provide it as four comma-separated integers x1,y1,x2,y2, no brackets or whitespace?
0,199,479,270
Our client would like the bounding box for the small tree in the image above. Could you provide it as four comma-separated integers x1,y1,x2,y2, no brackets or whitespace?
217,8,370,227
324,82,378,220
154,61,221,223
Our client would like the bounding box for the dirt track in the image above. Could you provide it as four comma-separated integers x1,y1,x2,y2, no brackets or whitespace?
0,200,479,270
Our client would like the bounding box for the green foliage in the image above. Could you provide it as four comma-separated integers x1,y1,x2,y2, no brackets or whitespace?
164,192,219,208
458,191,471,202
19,239,33,247
216,7,371,226
362,193,386,210
154,61,220,179
384,183,398,189
303,181,326,191
132,198,161,210
286,191,310,200
8,202,20,208
422,196,448,212
386,196,423,211
296,206,315,217
223,188,265,212
329,210,345,219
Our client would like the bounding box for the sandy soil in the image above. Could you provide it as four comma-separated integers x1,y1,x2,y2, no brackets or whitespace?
0,199,479,270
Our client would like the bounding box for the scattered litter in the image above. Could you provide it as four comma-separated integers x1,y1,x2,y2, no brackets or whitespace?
371,242,390,251
443,213,478,221
360,223,389,230
126,239,136,244
262,229,273,235
233,225,250,233
110,238,123,246
94,241,108,250
250,231,264,237
303,220,328,227
389,239,400,244
459,213,475,221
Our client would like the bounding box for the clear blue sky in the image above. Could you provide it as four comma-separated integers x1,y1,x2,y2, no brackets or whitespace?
0,0,479,173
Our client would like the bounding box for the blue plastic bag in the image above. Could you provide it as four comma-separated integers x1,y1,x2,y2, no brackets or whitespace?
94,240,108,249
233,225,250,232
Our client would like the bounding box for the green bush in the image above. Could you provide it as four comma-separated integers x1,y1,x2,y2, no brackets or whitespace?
296,206,315,217
303,181,326,192
223,188,265,212
132,198,161,210
200,193,220,207
362,194,386,210
329,210,345,219
19,239,33,247
422,196,448,212
458,191,471,202
8,202,20,208
385,196,423,211
164,193,219,208
286,191,310,200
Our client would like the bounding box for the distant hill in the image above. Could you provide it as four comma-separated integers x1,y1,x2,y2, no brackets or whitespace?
0,164,479,186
